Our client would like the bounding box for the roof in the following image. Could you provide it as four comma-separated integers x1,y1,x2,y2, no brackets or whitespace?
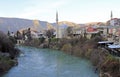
108,44,120,49
86,26,98,33
98,41,113,44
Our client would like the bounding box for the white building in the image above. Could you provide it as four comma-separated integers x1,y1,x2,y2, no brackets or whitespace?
107,18,120,35
31,31,45,38
59,25,67,38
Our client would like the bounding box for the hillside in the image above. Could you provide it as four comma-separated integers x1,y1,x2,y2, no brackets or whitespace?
0,17,49,33
0,17,84,33
85,22,106,26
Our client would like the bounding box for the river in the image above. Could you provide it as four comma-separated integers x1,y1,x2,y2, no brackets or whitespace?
2,46,98,77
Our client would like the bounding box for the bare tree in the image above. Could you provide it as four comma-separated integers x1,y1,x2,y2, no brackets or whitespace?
46,29,55,38
66,26,73,37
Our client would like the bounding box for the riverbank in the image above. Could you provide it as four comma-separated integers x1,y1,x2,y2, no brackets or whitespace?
0,31,20,75
23,36,120,77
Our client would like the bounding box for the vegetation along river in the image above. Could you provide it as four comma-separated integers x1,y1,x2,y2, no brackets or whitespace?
2,46,98,77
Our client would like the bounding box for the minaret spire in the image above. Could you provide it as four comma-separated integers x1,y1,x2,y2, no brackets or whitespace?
56,11,59,38
111,11,113,20
56,11,58,23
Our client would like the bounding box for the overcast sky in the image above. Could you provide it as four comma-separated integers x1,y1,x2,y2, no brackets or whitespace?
0,0,120,23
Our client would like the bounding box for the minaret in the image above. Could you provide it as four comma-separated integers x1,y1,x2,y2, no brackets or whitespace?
111,11,113,20
56,11,59,38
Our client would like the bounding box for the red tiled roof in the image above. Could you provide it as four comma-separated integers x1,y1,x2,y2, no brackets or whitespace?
86,27,97,32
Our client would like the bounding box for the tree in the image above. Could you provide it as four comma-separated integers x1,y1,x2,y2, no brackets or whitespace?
26,28,32,41
7,31,10,36
46,29,55,38
66,26,73,37
45,29,55,46
0,31,19,59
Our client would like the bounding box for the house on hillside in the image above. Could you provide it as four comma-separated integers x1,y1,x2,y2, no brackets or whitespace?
106,18,120,36
86,26,99,39
106,18,120,44
72,25,86,38
29,30,46,39
20,28,46,40
31,31,40,38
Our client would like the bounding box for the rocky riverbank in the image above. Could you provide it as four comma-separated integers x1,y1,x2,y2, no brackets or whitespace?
0,31,20,75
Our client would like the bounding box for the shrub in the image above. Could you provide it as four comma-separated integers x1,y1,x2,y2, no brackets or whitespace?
61,43,72,54
90,49,100,66
0,56,15,73
39,37,45,44
0,31,19,59
72,45,84,57
85,48,93,59
27,38,40,47
9,36,17,44
50,38,58,42
101,56,120,77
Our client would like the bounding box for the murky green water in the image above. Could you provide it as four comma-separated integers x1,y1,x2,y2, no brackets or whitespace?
2,46,98,77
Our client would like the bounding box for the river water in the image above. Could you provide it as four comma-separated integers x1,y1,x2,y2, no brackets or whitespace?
2,46,98,77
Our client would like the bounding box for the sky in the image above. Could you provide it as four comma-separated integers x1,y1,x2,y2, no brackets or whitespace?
0,0,120,23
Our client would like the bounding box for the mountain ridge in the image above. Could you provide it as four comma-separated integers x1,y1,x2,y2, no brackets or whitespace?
0,17,105,33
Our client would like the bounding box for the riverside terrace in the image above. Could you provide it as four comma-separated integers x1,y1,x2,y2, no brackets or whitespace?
98,41,120,57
